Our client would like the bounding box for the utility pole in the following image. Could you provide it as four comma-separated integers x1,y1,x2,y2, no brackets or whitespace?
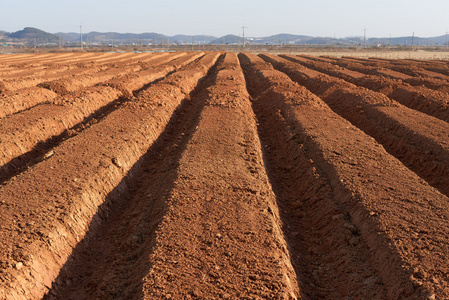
446,30,449,48
242,26,246,48
389,34,392,47
192,36,194,51
363,27,367,48
80,25,83,50
411,32,415,49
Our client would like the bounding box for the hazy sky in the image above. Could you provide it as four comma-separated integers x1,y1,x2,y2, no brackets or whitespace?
2,0,449,38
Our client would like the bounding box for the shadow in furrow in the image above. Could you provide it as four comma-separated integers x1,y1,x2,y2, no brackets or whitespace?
239,54,386,299
130,53,206,97
0,95,128,186
0,57,198,186
43,55,224,299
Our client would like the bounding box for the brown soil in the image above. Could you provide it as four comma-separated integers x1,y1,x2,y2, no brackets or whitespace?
282,55,449,123
0,53,184,118
365,57,449,79
0,52,159,91
0,52,203,185
0,52,219,299
242,52,447,299
322,56,449,93
0,87,58,118
263,54,449,197
1,52,449,299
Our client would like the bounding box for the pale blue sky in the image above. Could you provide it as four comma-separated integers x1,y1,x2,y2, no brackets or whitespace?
2,0,448,38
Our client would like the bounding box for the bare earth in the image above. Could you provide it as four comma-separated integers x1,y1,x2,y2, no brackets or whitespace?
1,51,449,299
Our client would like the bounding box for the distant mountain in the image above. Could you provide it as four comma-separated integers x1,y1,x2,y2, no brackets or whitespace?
55,32,79,42
6,27,61,44
56,31,208,45
211,35,240,45
57,31,168,45
251,34,314,44
2,27,449,47
430,34,449,46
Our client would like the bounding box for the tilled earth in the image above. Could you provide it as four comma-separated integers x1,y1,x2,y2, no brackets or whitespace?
1,52,449,299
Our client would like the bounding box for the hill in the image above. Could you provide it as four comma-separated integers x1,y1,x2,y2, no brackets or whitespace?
211,35,240,44
2,27,449,47
7,27,61,45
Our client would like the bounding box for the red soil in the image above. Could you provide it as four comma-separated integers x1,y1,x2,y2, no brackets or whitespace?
283,55,449,123
1,52,449,299
0,52,202,185
323,56,449,93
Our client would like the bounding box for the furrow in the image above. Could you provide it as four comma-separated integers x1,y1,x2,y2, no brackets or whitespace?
0,87,58,119
43,52,225,300
0,52,201,183
0,52,148,84
0,52,220,300
0,53,67,66
0,52,171,93
37,52,185,95
364,57,449,79
262,54,449,200
324,56,449,93
136,52,300,299
281,55,449,123
100,51,200,96
32,53,112,66
242,53,449,299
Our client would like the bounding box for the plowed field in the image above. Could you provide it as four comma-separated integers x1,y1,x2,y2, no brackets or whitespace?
1,52,449,299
